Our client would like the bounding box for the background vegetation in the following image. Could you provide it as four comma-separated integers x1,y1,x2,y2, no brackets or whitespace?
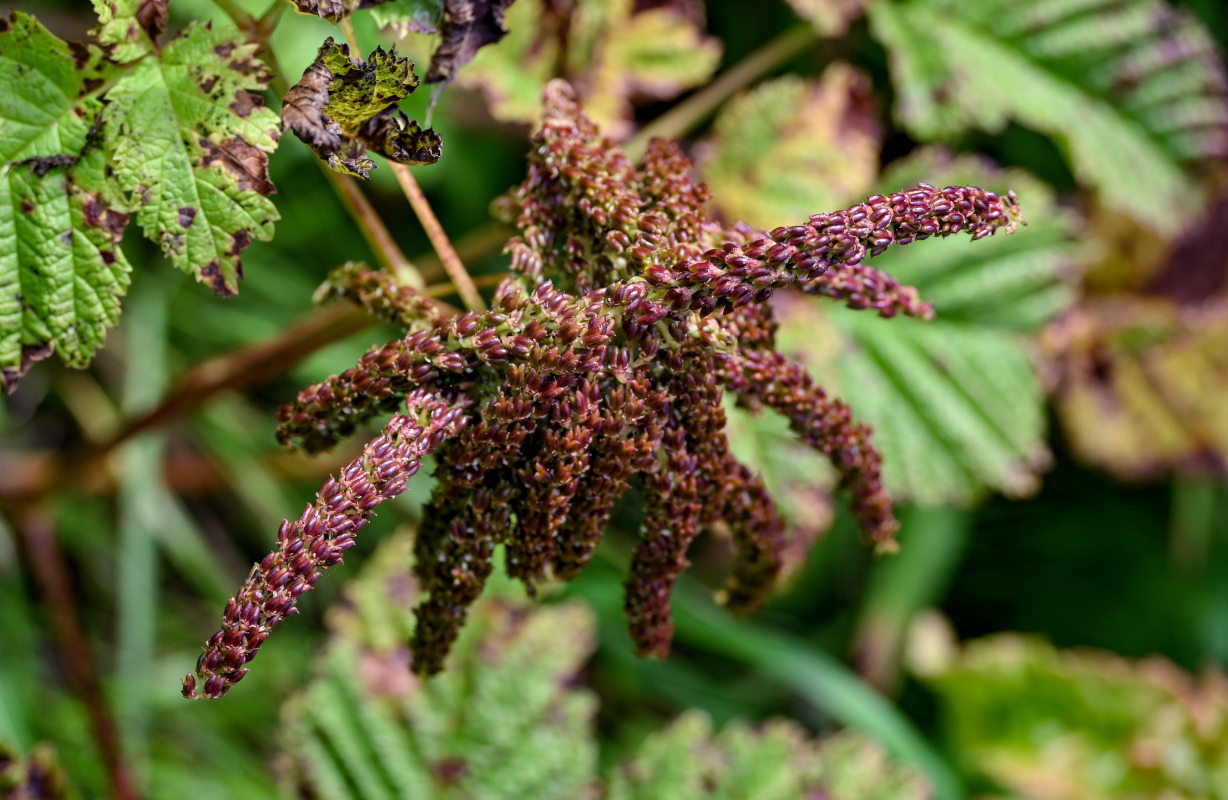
2,0,1227,797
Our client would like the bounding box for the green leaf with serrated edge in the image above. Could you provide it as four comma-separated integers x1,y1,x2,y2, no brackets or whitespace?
783,0,866,36
0,14,132,392
922,635,1228,799
98,23,279,297
456,0,720,137
370,0,444,33
608,711,931,800
869,0,1228,235
279,532,599,800
283,39,440,180
703,67,881,229
281,532,933,799
777,151,1081,504
90,0,159,64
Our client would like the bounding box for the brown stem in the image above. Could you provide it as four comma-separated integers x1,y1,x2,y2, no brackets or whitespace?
13,505,140,800
392,163,487,311
100,302,373,455
1,227,511,504
324,169,422,286
340,16,363,55
0,445,359,503
623,25,817,160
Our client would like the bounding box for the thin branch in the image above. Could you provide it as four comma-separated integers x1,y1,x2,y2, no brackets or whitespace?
0,444,358,503
392,163,487,311
13,505,141,800
623,25,817,161
340,16,363,55
100,302,374,455
257,0,287,31
210,0,255,29
251,14,422,287
323,169,423,286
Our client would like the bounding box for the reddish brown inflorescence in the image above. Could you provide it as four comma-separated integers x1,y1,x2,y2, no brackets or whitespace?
185,80,1023,698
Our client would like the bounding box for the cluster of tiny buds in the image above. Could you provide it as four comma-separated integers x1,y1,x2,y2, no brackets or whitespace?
644,183,1022,320
184,393,467,699
188,80,1025,696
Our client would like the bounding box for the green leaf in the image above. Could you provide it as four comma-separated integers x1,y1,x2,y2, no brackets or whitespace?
0,14,132,391
869,0,1228,235
283,532,936,799
456,0,721,136
777,150,1081,504
283,38,441,180
702,66,881,229
99,23,280,296
280,533,600,800
370,0,444,33
922,635,1228,799
608,711,930,800
90,0,164,64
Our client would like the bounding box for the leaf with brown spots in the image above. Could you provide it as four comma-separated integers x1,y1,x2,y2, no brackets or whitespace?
289,0,398,22
424,0,517,82
283,38,440,179
95,22,280,296
0,14,132,391
90,0,160,63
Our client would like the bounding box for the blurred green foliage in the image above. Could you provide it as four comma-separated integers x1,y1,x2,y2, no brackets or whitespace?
1,0,1226,798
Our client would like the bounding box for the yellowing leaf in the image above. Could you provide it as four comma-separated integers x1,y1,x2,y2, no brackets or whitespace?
869,0,1228,235
924,635,1228,800
1049,295,1228,479
779,151,1082,504
99,23,280,296
783,0,867,37
283,39,441,179
702,66,881,229
90,0,163,63
453,0,721,136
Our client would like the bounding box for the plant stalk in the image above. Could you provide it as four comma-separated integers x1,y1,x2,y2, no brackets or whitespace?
392,163,488,311
623,25,817,160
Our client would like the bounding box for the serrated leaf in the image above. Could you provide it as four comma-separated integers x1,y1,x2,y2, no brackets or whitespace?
923,635,1228,800
869,0,1228,235
608,711,931,800
90,0,164,63
370,0,444,34
703,66,881,229
280,532,600,800
1050,295,1228,479
783,0,866,37
280,531,931,799
425,0,518,82
0,13,132,392
99,23,280,296
283,38,441,179
777,151,1082,504
455,0,720,137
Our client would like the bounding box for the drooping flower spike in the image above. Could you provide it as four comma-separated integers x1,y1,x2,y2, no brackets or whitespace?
185,80,1022,698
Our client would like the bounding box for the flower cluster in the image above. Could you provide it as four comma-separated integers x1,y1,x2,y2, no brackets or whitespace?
185,80,1022,698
